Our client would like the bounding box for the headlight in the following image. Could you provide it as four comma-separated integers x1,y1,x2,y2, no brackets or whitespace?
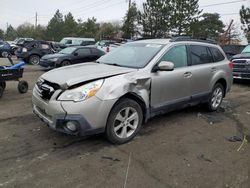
22,48,27,52
50,58,58,62
58,79,104,102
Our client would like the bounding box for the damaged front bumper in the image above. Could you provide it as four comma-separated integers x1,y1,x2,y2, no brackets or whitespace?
32,87,116,136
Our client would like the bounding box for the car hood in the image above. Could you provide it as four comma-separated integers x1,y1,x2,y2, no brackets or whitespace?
41,63,136,89
42,53,70,60
232,53,250,60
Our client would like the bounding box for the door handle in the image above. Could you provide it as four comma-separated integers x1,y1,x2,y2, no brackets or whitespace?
211,67,217,72
184,72,192,78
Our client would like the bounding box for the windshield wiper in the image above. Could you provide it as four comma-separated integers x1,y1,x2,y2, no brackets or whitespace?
105,63,123,67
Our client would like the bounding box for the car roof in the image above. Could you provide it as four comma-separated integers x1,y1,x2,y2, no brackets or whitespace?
133,39,171,45
63,37,95,41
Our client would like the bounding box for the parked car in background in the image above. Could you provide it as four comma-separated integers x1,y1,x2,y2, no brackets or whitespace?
0,41,12,57
8,38,34,55
222,44,246,59
49,41,66,52
231,45,250,80
96,40,122,53
16,40,54,65
39,46,105,69
32,38,233,144
60,37,95,47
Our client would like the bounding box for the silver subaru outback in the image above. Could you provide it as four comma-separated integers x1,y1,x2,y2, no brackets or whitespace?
32,38,233,144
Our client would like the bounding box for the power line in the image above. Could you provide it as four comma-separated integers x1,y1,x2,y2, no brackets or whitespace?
200,0,247,8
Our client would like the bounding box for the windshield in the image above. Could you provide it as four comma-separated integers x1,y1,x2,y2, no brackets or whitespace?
60,38,72,45
242,45,250,53
97,43,163,68
59,47,76,54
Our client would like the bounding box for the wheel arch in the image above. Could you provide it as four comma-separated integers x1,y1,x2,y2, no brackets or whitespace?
214,78,227,97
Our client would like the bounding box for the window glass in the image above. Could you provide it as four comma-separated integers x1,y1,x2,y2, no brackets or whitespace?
190,45,213,65
76,48,91,56
161,45,187,68
209,47,225,62
41,44,50,49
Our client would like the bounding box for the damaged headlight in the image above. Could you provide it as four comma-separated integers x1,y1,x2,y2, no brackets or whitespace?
58,79,104,102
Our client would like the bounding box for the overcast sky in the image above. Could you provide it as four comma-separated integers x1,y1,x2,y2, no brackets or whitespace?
0,0,249,42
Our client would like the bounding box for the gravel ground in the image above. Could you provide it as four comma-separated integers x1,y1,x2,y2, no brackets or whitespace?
0,57,249,188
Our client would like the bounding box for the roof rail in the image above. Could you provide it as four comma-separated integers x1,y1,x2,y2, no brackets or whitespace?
170,36,217,44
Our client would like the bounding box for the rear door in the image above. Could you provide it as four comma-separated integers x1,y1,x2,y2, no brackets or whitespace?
187,45,214,100
151,45,192,112
74,48,92,64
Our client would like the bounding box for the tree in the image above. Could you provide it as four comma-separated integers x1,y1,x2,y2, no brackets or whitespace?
46,10,64,41
97,22,119,39
64,12,78,37
5,25,17,40
122,1,139,39
190,13,224,40
138,0,171,38
0,29,4,40
169,0,201,35
240,5,250,42
77,17,99,38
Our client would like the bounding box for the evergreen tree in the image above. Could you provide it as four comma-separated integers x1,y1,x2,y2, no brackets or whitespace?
0,29,4,40
46,10,64,41
5,25,17,40
190,13,224,40
64,12,78,37
78,17,99,38
169,0,201,35
122,1,139,39
138,0,171,38
240,5,250,42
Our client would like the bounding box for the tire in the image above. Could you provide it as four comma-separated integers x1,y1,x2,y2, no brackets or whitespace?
0,86,3,98
29,55,40,65
207,83,224,112
0,81,6,90
18,80,29,94
61,60,71,67
105,98,143,144
1,51,9,57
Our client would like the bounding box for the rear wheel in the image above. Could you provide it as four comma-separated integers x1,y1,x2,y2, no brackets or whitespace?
61,60,71,67
207,83,224,111
29,55,40,65
105,98,143,144
18,80,29,94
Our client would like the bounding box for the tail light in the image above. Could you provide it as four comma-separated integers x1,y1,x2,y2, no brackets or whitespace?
106,46,110,53
229,61,234,69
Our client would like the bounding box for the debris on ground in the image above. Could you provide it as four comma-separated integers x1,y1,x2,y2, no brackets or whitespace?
197,154,212,163
101,156,121,162
225,136,243,142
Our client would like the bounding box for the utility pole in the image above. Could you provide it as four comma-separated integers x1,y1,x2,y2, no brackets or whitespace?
35,12,38,28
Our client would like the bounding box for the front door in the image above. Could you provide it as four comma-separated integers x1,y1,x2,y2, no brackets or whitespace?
151,45,192,113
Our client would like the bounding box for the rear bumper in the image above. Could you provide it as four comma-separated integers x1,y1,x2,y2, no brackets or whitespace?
233,72,250,80
16,52,29,59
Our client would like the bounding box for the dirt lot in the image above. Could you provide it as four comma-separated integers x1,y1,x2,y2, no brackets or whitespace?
0,58,249,188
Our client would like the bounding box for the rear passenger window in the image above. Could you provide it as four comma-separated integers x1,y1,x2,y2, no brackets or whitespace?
76,48,91,56
161,45,187,68
209,47,225,62
190,45,213,65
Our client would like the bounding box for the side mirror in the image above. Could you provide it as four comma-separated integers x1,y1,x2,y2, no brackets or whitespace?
74,52,78,56
157,61,174,71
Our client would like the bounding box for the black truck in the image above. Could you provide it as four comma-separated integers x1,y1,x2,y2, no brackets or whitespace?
231,45,250,80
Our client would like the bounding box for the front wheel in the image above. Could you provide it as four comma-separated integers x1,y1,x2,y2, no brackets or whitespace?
29,55,40,65
18,80,29,94
61,60,71,67
105,98,143,144
207,83,224,111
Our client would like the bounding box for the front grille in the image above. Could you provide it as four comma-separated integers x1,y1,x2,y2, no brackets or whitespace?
36,79,60,100
232,59,250,71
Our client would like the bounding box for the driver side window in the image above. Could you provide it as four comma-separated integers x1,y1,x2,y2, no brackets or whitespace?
161,45,187,68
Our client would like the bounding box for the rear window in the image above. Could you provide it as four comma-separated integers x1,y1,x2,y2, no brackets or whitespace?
209,47,225,62
190,45,213,65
